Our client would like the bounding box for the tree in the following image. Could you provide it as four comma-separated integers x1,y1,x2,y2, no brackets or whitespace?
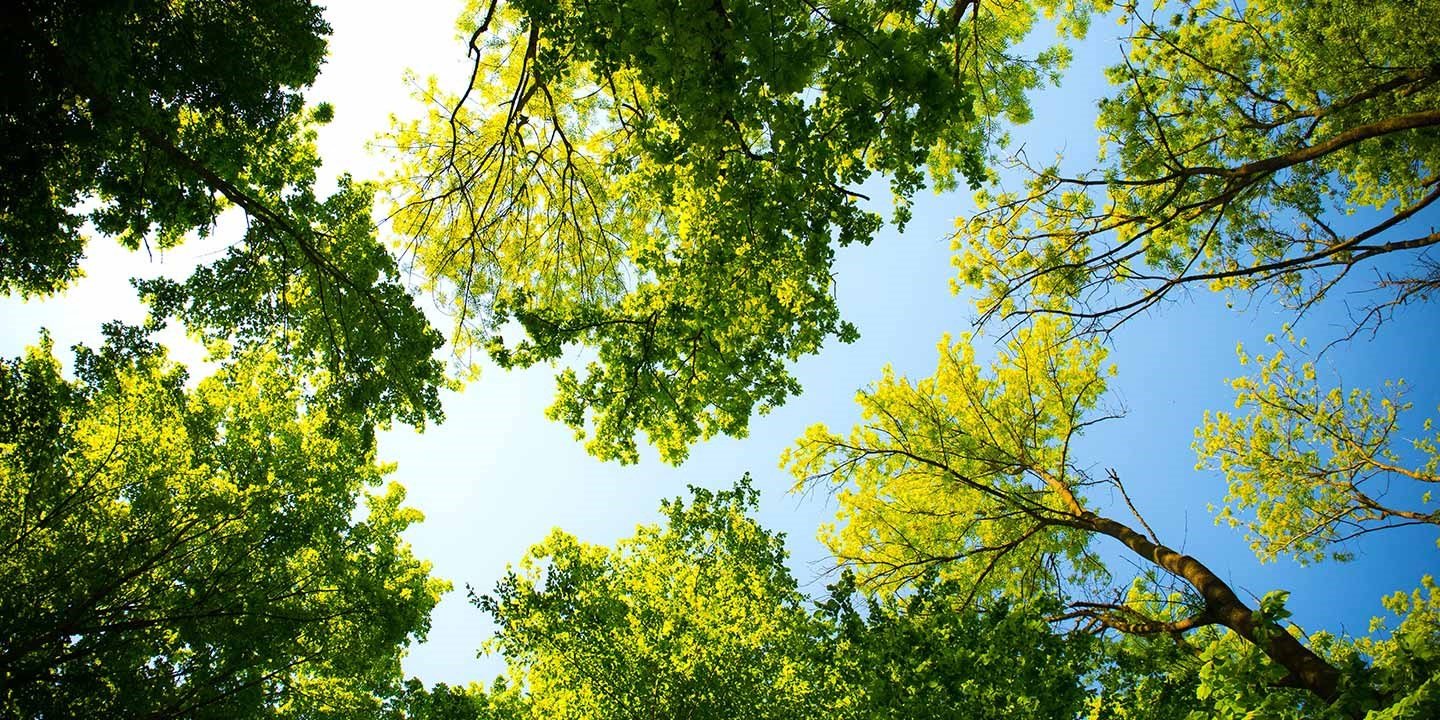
476,479,829,719
769,2,1440,709
954,0,1440,334
387,0,1094,462
2,0,446,426
386,1,1438,715
465,479,1094,720
1196,331,1440,565
2,5,454,712
135,174,447,426
393,680,526,720
0,329,448,718
782,316,1427,713
1,0,326,295
1350,577,1440,719
817,573,1095,720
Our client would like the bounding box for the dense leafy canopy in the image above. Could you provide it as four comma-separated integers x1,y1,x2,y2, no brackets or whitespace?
2,4,452,713
784,316,1111,596
477,480,826,719
4,1,1438,718
388,0,1090,462
2,0,446,426
955,0,1440,332
469,481,1094,720
456,478,1440,720
0,0,328,295
817,574,1095,720
0,331,446,718
785,315,1438,712
135,172,447,427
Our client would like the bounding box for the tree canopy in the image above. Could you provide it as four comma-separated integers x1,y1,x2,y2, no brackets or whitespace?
1197,331,1440,565
954,0,1440,333
387,0,1092,462
464,480,1095,720
2,2,451,714
477,480,827,719
0,330,447,718
2,0,447,427
3,0,1438,718
785,315,1438,716
1,0,328,295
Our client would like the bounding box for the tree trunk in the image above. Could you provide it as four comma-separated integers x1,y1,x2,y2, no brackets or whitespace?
1078,511,1342,701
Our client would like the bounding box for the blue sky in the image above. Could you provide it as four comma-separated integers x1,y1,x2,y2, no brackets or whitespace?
2,0,1436,688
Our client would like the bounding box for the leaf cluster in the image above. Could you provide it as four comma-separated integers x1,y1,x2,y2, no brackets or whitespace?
0,0,328,295
0,334,448,718
955,0,1440,333
388,0,1092,462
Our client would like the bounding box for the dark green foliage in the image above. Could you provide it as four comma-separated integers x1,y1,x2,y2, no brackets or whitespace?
2,0,446,427
0,0,327,294
818,574,1094,720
